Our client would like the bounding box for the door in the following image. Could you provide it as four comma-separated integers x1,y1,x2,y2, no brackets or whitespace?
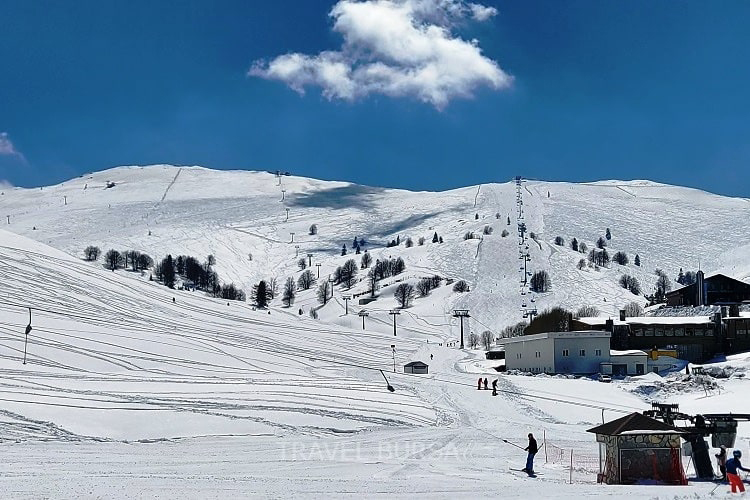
636,364,645,375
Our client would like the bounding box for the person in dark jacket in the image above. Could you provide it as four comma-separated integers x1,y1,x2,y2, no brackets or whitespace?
483,378,489,390
477,377,482,390
726,450,750,493
522,433,538,474
491,379,498,396
716,445,727,481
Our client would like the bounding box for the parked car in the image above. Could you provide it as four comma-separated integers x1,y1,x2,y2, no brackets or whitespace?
598,374,612,383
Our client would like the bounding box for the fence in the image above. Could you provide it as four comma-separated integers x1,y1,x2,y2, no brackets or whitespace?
541,431,600,484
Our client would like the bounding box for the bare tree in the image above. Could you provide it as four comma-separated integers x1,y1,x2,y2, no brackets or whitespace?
529,271,551,293
298,257,307,270
339,259,358,289
623,301,644,317
83,246,101,261
297,270,316,290
394,283,416,308
104,249,123,271
360,251,372,269
481,330,494,350
575,305,600,318
282,277,296,307
468,332,479,349
416,277,432,297
317,281,331,305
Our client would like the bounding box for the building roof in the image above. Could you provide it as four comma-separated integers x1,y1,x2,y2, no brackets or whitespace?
666,273,750,298
610,349,648,357
587,412,684,436
497,330,610,345
575,316,712,326
404,361,428,368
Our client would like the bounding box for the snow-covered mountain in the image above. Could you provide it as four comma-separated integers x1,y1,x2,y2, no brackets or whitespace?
2,166,750,497
1,164,748,339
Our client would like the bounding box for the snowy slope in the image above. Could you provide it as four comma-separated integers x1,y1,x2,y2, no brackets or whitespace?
2,172,750,496
1,164,748,341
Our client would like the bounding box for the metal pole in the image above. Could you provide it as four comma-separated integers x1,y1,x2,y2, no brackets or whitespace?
391,345,396,373
307,253,313,267
316,264,321,278
569,449,573,484
343,296,350,315
453,310,470,349
389,310,400,336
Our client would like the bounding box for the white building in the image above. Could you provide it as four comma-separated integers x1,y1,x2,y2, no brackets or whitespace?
498,331,611,374
601,350,648,376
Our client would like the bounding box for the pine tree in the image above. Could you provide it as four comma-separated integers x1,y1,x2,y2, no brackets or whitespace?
570,238,579,252
341,244,347,256
252,280,269,308
634,254,641,267
162,255,176,289
677,268,685,285
432,232,439,243
605,228,611,240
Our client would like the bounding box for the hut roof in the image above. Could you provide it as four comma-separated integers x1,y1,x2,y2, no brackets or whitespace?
587,412,684,436
404,361,428,368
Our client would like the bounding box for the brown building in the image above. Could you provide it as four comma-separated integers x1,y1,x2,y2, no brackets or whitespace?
666,271,750,307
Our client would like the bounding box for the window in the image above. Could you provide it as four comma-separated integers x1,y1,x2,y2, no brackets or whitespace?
634,327,644,337
645,327,654,337
562,349,569,357
579,349,586,356
686,328,694,337
535,351,541,358
656,327,666,337
675,328,684,337
595,349,602,356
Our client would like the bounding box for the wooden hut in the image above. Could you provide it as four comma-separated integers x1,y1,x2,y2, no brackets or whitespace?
404,361,428,374
587,412,687,485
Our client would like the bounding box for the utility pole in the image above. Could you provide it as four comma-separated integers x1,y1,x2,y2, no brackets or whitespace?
358,310,368,329
63,195,67,205
285,208,290,221
389,309,400,337
453,309,470,349
295,245,300,257
307,253,313,267
316,263,321,278
328,276,334,300
391,344,396,373
342,295,351,315
281,189,286,201
6,215,9,224
290,232,295,243
23,308,32,365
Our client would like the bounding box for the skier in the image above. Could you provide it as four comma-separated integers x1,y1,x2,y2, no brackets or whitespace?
522,433,538,475
492,379,498,396
715,445,727,481
726,450,750,493
483,378,489,390
478,377,482,390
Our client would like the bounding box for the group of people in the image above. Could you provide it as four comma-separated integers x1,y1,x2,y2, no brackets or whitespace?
716,445,750,493
477,377,498,396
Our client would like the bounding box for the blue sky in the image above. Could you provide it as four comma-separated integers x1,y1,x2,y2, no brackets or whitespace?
1,0,749,196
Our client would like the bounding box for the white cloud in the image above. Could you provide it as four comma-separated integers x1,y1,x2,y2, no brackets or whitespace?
249,0,511,109
468,3,497,21
0,132,25,162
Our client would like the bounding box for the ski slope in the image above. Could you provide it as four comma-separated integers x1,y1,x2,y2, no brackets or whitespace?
1,166,750,497
1,165,748,339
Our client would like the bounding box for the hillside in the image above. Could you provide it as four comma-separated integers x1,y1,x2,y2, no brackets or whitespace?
1,165,748,341
3,170,750,497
